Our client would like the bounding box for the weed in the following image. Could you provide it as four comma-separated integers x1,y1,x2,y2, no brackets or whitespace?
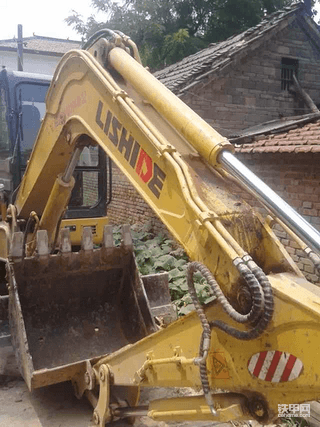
113,223,214,316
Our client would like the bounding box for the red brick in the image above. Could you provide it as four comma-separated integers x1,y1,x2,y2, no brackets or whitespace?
289,200,302,208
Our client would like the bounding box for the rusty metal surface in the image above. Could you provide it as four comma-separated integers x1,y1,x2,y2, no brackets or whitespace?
142,273,177,325
142,273,171,308
8,244,155,389
0,295,8,321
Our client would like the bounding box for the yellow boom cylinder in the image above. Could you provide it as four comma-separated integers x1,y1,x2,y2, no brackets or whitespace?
108,47,233,166
39,174,75,249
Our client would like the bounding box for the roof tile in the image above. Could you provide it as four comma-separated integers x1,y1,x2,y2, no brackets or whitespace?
0,35,81,55
155,2,305,94
294,145,312,153
235,117,320,155
279,145,296,152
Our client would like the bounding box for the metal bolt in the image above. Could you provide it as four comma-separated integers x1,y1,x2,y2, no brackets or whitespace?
253,402,264,417
93,410,100,425
248,397,268,422
99,369,105,382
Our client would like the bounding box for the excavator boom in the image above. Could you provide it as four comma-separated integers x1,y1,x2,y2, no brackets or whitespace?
4,31,320,425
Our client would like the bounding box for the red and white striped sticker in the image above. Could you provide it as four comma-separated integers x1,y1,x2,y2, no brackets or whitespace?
248,351,303,382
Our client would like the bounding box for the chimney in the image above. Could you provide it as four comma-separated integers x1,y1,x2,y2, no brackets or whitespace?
17,24,23,71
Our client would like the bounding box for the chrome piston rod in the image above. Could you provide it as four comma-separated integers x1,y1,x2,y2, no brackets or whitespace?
219,150,320,254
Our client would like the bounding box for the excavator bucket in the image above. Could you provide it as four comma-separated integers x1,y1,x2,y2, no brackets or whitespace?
7,225,156,391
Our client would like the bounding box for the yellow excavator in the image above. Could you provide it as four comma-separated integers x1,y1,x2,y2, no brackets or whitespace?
1,30,320,426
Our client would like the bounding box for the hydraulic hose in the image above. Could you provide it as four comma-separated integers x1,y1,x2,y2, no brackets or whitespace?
82,29,118,50
187,259,274,414
209,262,274,340
188,261,265,326
187,263,216,416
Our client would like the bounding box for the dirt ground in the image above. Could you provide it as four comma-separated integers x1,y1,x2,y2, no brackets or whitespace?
0,337,230,427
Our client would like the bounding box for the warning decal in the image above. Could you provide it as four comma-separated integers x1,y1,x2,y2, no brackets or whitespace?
208,352,230,379
248,351,303,382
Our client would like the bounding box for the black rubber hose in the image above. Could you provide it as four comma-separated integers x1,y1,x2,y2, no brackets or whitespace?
189,261,264,325
187,263,214,413
82,29,117,50
187,261,274,341
187,260,274,415
210,265,274,340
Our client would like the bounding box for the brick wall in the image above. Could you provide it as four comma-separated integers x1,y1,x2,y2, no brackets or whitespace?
105,19,320,282
234,152,320,283
107,162,171,237
107,152,320,284
181,23,320,136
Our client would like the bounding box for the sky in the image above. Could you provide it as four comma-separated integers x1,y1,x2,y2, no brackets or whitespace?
0,0,320,42
0,0,100,41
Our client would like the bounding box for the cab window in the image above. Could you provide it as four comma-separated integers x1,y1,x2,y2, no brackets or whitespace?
0,85,10,152
16,83,48,165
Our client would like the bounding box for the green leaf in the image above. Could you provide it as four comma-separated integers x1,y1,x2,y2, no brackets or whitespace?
160,244,172,254
168,268,186,280
174,258,187,268
154,254,176,270
178,304,194,315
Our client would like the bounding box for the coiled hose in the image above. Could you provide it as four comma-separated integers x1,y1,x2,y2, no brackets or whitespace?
187,260,274,415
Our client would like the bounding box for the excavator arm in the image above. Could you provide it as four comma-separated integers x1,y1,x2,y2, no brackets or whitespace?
6,31,320,425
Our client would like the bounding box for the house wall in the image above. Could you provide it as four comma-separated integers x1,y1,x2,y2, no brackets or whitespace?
233,151,320,284
0,50,59,75
107,162,170,236
106,19,320,282
106,152,320,284
181,20,320,136
92,17,320,284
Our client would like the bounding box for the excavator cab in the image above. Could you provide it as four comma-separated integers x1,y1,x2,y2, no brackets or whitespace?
0,68,110,227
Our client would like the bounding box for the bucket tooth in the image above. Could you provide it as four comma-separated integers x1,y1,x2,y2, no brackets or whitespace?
82,226,93,251
121,224,133,251
59,228,71,254
10,232,24,261
103,225,114,248
36,230,49,257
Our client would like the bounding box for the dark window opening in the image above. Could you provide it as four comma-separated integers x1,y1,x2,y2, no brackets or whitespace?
281,57,299,91
15,83,48,166
0,85,10,152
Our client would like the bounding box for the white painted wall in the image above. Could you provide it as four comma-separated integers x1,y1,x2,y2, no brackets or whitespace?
0,50,60,75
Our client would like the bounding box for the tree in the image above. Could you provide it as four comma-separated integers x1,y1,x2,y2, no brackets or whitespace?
65,0,318,70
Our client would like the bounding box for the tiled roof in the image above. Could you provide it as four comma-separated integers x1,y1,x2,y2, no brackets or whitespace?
155,2,311,95
0,35,81,56
234,116,320,154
